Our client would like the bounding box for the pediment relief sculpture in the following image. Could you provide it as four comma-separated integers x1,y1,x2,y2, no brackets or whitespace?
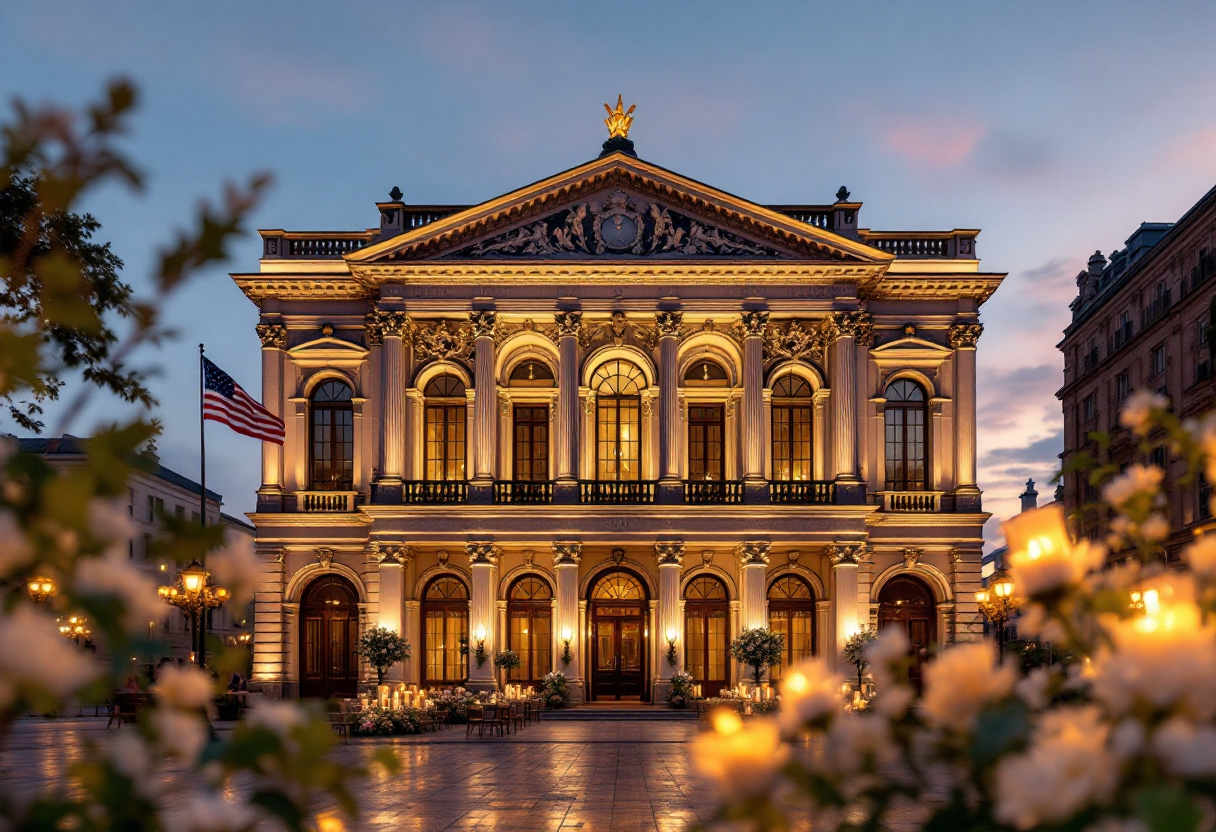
413,318,474,363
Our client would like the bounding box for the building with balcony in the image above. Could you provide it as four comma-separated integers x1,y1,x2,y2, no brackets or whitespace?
236,133,1005,701
1058,183,1216,556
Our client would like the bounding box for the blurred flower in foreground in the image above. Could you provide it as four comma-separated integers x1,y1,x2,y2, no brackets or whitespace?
775,657,843,735
0,605,97,708
692,709,788,803
920,641,1017,733
1118,390,1168,437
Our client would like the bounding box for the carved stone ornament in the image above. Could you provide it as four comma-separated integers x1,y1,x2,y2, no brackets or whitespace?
585,311,647,348
522,549,535,568
757,319,825,364
827,543,866,565
256,323,287,350
787,550,802,567
378,542,411,565
611,547,627,566
315,547,335,570
552,310,584,342
735,541,771,567
701,549,715,566
654,541,685,567
948,322,984,349
466,542,500,566
371,305,410,340
903,547,922,569
413,319,473,362
641,397,655,418
448,189,787,259
654,310,684,340
825,310,875,346
552,542,582,567
274,548,285,564
469,310,498,339
437,550,450,566
739,310,769,338
363,312,384,347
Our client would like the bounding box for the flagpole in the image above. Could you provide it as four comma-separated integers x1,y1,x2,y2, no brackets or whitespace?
199,343,207,667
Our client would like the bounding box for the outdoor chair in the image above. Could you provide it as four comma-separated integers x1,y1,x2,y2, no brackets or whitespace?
466,706,485,738
480,704,504,738
506,702,524,733
327,712,351,744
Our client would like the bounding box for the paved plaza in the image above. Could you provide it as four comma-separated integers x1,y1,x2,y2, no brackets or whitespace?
0,716,777,832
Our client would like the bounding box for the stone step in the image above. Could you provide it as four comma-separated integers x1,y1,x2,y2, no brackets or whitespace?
541,707,698,721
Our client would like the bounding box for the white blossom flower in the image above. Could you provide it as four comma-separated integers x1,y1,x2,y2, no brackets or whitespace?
1101,464,1164,510
993,707,1120,830
873,685,914,719
1150,717,1216,777
75,546,166,632
0,606,97,707
88,498,134,544
920,642,1017,733
1009,538,1107,598
150,708,208,763
207,530,259,606
168,792,258,832
152,665,215,710
1015,667,1051,710
776,657,843,735
1184,535,1216,578
0,509,34,578
247,699,308,739
1110,719,1145,758
820,713,895,777
106,731,159,797
692,711,789,803
1119,390,1168,436
1139,513,1169,544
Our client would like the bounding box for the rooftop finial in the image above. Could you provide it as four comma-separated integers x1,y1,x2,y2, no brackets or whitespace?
388,186,403,202
603,95,636,139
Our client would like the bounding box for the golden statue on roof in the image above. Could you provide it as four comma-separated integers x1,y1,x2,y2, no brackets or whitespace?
603,95,636,139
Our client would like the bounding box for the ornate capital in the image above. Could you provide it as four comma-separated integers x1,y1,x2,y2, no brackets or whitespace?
948,322,984,349
315,547,335,570
256,323,287,350
654,541,685,567
827,543,866,566
470,310,498,339
363,312,384,347
826,310,874,346
553,311,584,339
735,541,771,567
552,541,582,567
739,310,769,338
466,542,500,567
377,542,411,566
903,547,922,569
370,306,410,340
655,310,684,340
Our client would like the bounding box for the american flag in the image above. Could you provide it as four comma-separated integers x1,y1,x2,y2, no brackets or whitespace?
203,357,285,444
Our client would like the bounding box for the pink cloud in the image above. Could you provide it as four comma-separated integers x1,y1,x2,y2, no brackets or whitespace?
883,118,987,169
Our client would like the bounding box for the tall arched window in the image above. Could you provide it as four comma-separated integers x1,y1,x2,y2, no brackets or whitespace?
310,380,354,491
885,379,928,491
508,361,553,482
507,576,552,685
424,374,467,481
592,360,644,481
421,576,469,686
684,360,727,481
767,575,815,680
684,575,729,696
771,375,813,482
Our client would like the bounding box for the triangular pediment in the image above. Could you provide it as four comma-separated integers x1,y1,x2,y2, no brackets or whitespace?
870,335,952,356
349,154,894,266
287,335,370,366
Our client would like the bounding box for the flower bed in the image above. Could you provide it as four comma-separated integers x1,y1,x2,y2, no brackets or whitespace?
350,705,425,736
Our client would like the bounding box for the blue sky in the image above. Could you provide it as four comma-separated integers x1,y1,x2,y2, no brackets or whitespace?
3,1,1216,543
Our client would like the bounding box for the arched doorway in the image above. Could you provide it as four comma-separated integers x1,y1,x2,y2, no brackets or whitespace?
507,575,553,687
877,575,936,689
767,575,815,681
300,574,359,699
421,576,469,687
684,575,729,696
589,570,649,701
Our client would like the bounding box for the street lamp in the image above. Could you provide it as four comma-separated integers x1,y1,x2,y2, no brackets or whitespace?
26,576,56,604
158,560,229,667
58,614,90,645
976,567,1019,656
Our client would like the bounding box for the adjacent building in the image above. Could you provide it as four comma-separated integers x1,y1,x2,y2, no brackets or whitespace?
236,126,1005,701
1058,184,1216,556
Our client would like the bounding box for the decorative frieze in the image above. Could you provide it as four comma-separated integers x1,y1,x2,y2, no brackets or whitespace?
654,541,685,567
948,322,984,349
552,542,582,567
466,542,501,566
735,541,771,567
413,319,474,362
827,543,866,565
758,318,825,363
256,323,287,350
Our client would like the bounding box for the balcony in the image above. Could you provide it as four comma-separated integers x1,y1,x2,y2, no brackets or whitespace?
579,480,657,504
769,481,835,504
1142,290,1172,329
493,480,554,504
875,491,944,512
403,481,467,504
683,480,744,504
296,491,358,512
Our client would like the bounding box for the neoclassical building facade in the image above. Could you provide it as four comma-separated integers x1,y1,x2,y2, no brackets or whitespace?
237,136,1004,701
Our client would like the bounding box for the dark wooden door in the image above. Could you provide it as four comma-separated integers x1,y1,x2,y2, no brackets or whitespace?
300,576,359,699
878,576,936,691
592,607,644,700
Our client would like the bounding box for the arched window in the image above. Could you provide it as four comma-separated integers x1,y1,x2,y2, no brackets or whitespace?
507,361,552,482
300,575,358,698
684,576,729,696
424,374,467,481
591,572,645,600
771,375,813,482
767,575,815,680
592,360,644,481
310,380,353,491
421,576,469,685
683,360,729,388
508,360,555,388
507,576,552,685
885,379,928,491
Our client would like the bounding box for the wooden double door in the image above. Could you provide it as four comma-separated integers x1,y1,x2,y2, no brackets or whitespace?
300,575,359,699
878,576,936,690
592,605,646,700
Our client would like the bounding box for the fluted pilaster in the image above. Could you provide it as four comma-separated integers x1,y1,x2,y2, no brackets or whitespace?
552,541,584,700
655,541,685,682
950,321,983,510
740,311,769,488
375,308,409,486
555,312,582,502
256,322,286,510
656,312,683,494
471,311,497,487
466,542,500,690
735,541,770,631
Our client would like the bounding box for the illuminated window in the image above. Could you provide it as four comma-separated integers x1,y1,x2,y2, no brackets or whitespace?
592,361,644,481
508,360,555,388
507,576,552,685
310,380,354,491
884,379,927,491
421,576,468,685
767,576,815,680
771,375,812,481
424,374,466,481
683,360,728,388
684,576,729,694
592,572,644,600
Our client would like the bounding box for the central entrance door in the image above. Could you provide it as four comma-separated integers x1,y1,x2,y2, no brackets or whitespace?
589,571,649,701
300,575,359,699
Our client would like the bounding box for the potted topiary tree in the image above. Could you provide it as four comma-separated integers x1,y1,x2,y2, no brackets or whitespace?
493,648,522,683
355,626,410,686
842,627,879,690
729,627,785,686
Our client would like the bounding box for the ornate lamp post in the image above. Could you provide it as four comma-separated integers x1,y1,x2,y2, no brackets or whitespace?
26,576,56,604
158,560,229,666
975,567,1018,655
58,614,90,646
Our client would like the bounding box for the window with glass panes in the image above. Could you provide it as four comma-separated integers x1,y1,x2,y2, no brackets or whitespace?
771,375,813,481
507,576,552,684
687,405,724,480
421,577,468,684
593,360,644,480
310,380,353,490
683,576,729,695
424,375,467,481
767,575,815,680
884,379,927,491
512,406,549,480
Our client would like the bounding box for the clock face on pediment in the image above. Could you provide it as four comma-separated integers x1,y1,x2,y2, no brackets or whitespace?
443,188,792,260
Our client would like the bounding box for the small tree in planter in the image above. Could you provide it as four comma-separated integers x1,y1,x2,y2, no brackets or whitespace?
542,671,570,709
493,648,522,682
842,627,879,689
667,671,695,709
355,626,410,686
729,627,785,686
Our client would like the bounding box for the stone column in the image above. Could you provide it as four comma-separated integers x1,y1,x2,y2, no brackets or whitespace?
375,543,409,684
252,545,286,694
255,323,287,512
403,600,421,685
656,311,684,504
736,542,771,631
470,311,498,503
553,542,585,703
828,543,865,673
740,311,769,502
950,322,984,512
375,307,409,503
554,312,583,504
828,311,870,504
655,541,685,696
466,542,499,692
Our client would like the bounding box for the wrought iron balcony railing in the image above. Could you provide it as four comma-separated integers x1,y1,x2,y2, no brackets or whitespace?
683,480,744,504
493,480,554,504
579,480,657,504
769,481,835,504
403,480,467,504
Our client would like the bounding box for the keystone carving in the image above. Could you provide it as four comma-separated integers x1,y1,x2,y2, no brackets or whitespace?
654,541,685,567
552,542,583,567
413,319,473,362
702,549,715,566
903,547,922,569
753,319,825,364
948,322,984,349
256,323,287,350
735,541,771,567
315,547,335,570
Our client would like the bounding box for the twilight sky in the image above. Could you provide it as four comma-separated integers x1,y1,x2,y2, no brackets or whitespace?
3,1,1215,546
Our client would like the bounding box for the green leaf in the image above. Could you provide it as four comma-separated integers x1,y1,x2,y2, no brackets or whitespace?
249,789,305,832
969,698,1031,765
1134,785,1202,832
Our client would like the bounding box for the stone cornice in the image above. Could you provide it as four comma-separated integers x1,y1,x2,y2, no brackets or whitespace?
863,274,1005,306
